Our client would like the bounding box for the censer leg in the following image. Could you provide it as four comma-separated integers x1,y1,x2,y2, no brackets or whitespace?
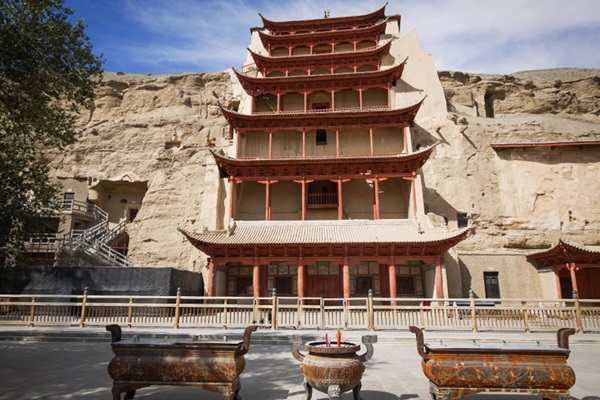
302,378,312,400
327,384,341,400
352,381,363,400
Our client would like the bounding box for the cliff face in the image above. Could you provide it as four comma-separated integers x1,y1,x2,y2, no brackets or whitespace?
47,68,600,270
422,69,600,251
48,72,236,270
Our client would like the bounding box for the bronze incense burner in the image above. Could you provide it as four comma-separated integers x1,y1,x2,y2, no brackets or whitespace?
291,334,377,400
106,324,258,400
409,326,576,400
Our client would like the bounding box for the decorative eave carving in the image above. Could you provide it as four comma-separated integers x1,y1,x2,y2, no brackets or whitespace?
210,143,435,179
220,99,424,131
258,19,389,48
233,61,406,94
258,4,388,34
248,41,392,72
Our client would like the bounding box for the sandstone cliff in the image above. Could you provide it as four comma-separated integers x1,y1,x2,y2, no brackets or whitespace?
47,68,600,271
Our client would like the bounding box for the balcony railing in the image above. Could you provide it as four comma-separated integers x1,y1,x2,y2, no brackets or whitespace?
1,292,598,333
251,105,390,116
307,193,338,208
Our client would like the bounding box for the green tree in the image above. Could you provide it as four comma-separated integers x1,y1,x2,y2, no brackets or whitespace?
0,0,103,267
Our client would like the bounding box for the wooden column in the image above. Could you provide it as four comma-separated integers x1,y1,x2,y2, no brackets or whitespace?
403,126,409,153
235,129,240,158
276,94,281,113
337,179,343,220
336,129,340,157
435,258,444,299
207,258,215,297
331,90,335,111
411,174,418,216
268,131,273,158
301,180,306,221
359,88,363,109
304,92,308,112
388,82,392,107
373,179,380,220
343,258,350,299
297,259,305,298
253,258,261,299
265,180,271,220
569,263,579,295
229,179,235,221
369,128,374,155
388,258,397,298
302,130,307,157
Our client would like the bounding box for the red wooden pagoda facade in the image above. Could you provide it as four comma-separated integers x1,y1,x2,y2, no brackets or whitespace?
180,5,470,299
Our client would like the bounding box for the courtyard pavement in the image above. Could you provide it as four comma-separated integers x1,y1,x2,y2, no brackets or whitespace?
0,325,599,399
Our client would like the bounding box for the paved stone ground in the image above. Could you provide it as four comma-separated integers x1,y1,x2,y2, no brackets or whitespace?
0,327,599,399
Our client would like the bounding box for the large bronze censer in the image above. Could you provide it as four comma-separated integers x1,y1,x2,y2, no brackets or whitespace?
409,326,576,400
291,333,377,400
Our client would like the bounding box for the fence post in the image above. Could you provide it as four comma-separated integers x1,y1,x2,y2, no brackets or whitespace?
29,296,36,327
419,300,425,330
127,297,133,328
296,298,303,329
470,289,478,333
271,288,278,330
320,297,325,330
253,297,259,324
573,290,583,333
522,301,530,333
343,298,349,329
79,287,89,328
173,287,181,329
368,289,374,332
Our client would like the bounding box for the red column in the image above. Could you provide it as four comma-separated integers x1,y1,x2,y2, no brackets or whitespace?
235,129,240,158
435,258,444,299
411,174,418,216
269,131,273,158
301,180,306,221
253,258,260,299
304,92,308,112
276,94,281,113
569,263,579,295
298,258,305,298
302,130,306,157
369,128,374,155
337,179,343,220
388,259,397,298
336,130,340,157
229,179,235,220
207,258,215,297
374,179,380,220
359,88,363,109
331,90,335,111
265,180,271,220
343,258,350,299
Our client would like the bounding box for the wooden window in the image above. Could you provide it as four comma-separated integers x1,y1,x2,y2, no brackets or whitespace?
484,272,500,298
355,276,373,295
235,277,253,296
397,276,416,295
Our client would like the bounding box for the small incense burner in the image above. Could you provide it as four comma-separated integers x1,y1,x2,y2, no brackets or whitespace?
291,334,377,400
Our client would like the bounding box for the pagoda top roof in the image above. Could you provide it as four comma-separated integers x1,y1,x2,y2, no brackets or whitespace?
527,239,600,267
258,19,389,48
233,61,406,94
257,4,389,34
179,219,470,259
220,99,424,130
210,143,435,179
247,41,392,70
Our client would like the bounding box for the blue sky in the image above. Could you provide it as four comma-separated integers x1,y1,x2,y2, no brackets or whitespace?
65,0,600,75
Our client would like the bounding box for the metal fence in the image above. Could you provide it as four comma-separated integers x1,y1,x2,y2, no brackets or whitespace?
1,290,598,333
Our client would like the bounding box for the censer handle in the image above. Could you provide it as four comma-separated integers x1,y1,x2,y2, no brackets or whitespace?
359,335,377,362
290,335,305,362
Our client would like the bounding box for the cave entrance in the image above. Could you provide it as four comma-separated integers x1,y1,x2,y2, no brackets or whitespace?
484,93,495,118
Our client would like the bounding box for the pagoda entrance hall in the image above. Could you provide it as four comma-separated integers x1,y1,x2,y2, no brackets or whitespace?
217,258,430,299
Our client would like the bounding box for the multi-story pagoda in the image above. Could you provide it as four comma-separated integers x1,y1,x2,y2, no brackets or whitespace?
180,5,470,299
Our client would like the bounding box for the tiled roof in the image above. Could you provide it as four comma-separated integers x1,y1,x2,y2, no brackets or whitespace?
528,239,600,266
179,220,469,245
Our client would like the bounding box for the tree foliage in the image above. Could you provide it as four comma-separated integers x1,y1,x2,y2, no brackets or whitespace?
0,0,103,267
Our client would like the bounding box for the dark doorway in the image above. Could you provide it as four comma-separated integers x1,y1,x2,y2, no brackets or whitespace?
483,271,500,298
484,93,495,118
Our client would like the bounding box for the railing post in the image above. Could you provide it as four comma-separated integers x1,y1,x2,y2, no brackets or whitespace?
222,298,228,329
573,290,583,333
173,287,181,329
79,287,89,328
343,298,349,329
296,298,303,329
320,297,325,330
271,288,278,330
253,297,259,324
29,296,36,327
127,297,134,328
522,300,530,333
470,289,478,333
419,300,425,330
368,289,374,332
